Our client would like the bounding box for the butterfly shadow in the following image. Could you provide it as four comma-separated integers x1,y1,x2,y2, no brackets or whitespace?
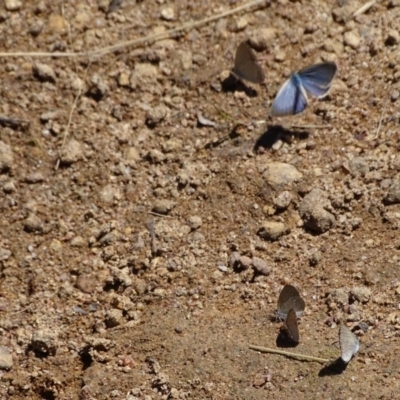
254,124,310,150
318,358,348,376
221,73,260,98
276,327,299,348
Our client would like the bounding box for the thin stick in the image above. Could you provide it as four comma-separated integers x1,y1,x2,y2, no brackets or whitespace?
353,0,376,18
93,0,267,57
289,124,331,129
0,51,84,58
147,211,173,218
55,64,90,170
249,345,330,363
0,0,267,58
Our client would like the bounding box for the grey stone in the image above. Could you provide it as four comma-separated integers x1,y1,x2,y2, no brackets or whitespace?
0,346,13,370
0,141,14,172
385,181,400,204
24,214,44,233
249,28,277,51
349,157,369,176
344,30,361,49
187,215,202,230
152,199,175,215
0,247,12,261
252,257,270,276
274,191,292,210
61,139,83,165
31,329,58,355
105,309,124,328
32,62,56,82
299,188,335,233
351,286,371,303
261,162,302,189
258,221,288,241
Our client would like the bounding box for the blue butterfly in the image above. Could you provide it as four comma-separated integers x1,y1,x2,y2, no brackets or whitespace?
270,62,337,116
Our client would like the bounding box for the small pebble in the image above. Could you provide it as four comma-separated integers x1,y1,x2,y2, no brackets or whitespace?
237,256,252,270
4,0,22,11
31,329,58,355
32,63,56,82
391,90,399,102
229,252,241,269
0,346,13,370
351,286,371,303
47,14,68,35
309,251,322,267
252,257,270,276
152,199,176,215
261,162,302,189
386,29,400,46
3,181,16,193
299,188,335,233
0,141,14,172
187,216,202,230
230,16,248,32
249,28,276,51
76,274,98,294
343,30,361,49
24,214,43,233
274,191,292,210
384,181,400,204
61,139,83,165
274,50,286,62
146,105,169,127
105,309,124,328
258,221,288,241
24,172,45,184
160,7,175,21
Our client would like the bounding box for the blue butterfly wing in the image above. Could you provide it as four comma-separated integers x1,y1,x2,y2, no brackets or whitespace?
270,74,308,116
297,62,337,98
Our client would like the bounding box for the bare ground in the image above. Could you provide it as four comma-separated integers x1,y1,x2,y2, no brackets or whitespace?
1,0,400,399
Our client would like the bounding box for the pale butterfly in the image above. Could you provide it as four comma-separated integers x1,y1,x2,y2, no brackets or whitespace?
339,325,360,363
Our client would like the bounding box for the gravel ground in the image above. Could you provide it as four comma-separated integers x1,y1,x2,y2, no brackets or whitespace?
1,0,400,399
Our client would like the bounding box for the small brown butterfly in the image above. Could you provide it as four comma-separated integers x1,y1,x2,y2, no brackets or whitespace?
285,309,300,343
277,284,305,320
232,41,265,84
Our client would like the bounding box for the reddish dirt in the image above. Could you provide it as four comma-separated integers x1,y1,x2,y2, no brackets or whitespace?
0,0,400,399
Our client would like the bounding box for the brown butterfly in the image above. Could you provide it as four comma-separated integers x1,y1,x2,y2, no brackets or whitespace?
232,41,265,84
284,309,300,343
277,284,305,320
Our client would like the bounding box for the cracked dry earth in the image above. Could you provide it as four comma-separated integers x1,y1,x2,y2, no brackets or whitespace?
1,0,400,399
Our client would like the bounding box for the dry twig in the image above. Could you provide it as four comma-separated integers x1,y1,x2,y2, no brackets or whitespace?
0,0,267,59
353,0,377,18
249,345,330,363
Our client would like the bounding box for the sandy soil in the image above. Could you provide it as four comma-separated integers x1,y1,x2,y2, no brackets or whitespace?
0,0,400,399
